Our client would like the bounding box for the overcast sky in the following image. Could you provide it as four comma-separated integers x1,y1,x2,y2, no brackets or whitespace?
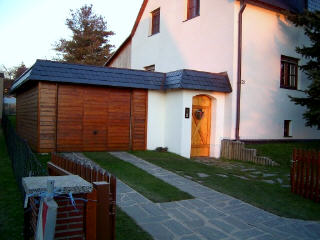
0,0,143,69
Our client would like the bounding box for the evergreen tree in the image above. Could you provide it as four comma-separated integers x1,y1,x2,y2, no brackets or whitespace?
54,4,114,65
287,10,320,129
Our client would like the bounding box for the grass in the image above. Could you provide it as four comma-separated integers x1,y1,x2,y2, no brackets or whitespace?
0,129,23,239
131,150,320,220
8,115,16,128
246,141,320,168
84,152,192,203
116,207,153,240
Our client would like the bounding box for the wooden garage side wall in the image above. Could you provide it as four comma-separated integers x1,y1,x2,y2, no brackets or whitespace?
131,89,148,150
16,83,39,151
38,82,57,152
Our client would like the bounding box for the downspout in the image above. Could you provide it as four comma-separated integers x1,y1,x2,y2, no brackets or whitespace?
235,0,246,140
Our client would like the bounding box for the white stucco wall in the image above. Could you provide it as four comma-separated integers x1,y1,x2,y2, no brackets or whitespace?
129,0,320,158
147,89,227,158
131,0,236,140
240,4,320,139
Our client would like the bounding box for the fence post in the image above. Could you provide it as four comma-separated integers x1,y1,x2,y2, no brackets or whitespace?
93,182,111,240
86,189,97,240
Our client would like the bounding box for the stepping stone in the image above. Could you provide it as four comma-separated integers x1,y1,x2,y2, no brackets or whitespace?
262,180,275,184
262,173,276,177
197,173,209,178
276,178,283,184
248,174,257,178
281,185,290,188
216,174,228,178
184,175,193,179
240,168,256,172
251,171,262,175
233,175,249,180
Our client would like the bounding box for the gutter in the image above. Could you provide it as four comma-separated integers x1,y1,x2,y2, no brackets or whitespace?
235,0,246,140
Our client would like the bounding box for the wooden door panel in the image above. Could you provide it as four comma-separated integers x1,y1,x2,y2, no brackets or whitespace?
191,95,211,157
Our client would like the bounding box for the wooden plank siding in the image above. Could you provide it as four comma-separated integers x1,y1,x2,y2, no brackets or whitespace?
16,83,39,151
131,89,148,150
38,82,57,152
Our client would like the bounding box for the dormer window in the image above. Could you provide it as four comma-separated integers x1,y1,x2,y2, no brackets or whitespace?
187,0,200,20
151,8,160,35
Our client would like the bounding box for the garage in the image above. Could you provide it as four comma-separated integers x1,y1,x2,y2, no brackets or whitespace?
11,60,163,153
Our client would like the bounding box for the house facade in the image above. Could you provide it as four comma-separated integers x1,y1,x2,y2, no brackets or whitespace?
106,0,320,158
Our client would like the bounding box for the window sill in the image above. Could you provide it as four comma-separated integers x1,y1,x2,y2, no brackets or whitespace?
183,15,200,22
280,86,298,91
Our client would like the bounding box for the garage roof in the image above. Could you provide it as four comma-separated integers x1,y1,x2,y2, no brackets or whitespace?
11,60,232,93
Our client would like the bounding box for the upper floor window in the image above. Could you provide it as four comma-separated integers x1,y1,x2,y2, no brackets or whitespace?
280,55,298,90
151,8,160,35
187,0,200,20
144,65,155,72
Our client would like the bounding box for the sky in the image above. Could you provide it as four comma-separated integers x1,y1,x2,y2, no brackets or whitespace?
0,0,143,69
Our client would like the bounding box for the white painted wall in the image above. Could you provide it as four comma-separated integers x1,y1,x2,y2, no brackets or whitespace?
108,41,132,69
127,0,320,158
147,89,227,158
240,4,320,139
131,0,237,141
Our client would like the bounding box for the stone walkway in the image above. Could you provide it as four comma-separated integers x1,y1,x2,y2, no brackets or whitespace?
109,152,320,240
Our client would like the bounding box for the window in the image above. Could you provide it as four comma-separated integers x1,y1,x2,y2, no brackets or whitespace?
284,120,292,137
144,65,155,72
281,55,298,90
187,0,200,20
151,8,160,35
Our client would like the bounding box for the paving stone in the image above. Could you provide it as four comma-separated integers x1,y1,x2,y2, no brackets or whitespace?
160,201,182,209
196,226,228,240
261,179,275,184
117,200,137,207
163,220,193,236
179,234,205,240
197,172,209,178
183,219,206,230
139,215,171,224
122,205,151,221
221,216,253,230
232,228,265,240
216,174,229,178
140,203,167,216
185,175,193,179
141,223,175,240
209,218,237,233
304,223,320,238
250,234,275,240
177,207,202,221
126,192,151,203
166,208,191,222
198,207,226,219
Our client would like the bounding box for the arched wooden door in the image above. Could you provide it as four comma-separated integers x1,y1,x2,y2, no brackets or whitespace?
191,95,212,157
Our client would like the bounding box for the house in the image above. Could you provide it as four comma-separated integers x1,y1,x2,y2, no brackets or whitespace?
11,60,231,153
105,0,320,158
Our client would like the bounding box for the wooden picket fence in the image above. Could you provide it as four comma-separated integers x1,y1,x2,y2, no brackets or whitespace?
291,149,320,202
48,152,117,240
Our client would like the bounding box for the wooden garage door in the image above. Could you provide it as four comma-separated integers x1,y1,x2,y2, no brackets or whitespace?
56,84,146,152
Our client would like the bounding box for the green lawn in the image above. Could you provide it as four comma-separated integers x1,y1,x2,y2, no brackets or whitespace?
131,150,320,220
0,129,23,239
246,141,320,168
84,152,192,203
116,207,153,240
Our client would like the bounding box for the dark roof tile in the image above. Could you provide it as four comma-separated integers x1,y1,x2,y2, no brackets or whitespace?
11,60,232,93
